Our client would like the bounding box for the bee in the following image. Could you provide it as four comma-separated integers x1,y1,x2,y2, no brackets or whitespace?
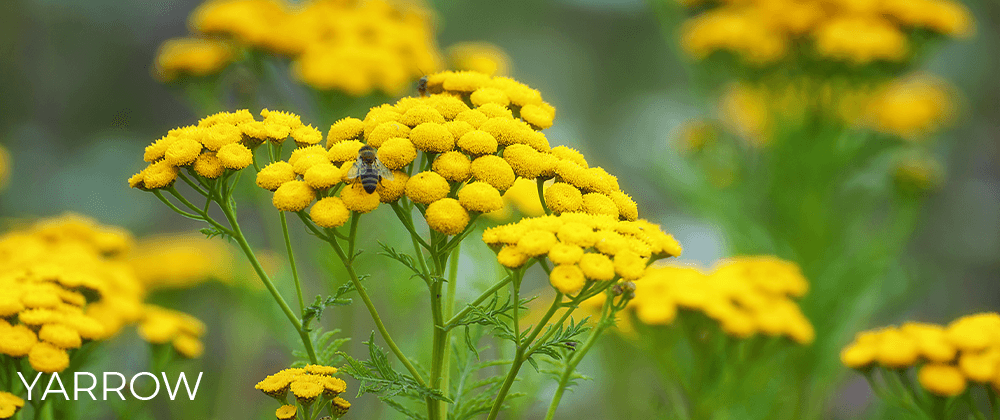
347,145,393,194
417,75,428,97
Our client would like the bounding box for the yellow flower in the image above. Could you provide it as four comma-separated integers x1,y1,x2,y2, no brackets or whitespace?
458,182,504,213
310,197,350,228
367,122,411,148
0,391,25,419
447,42,510,77
410,122,455,153
288,145,326,166
164,137,203,166
455,109,489,128
332,396,351,417
840,340,877,369
470,87,511,107
426,198,470,235
875,328,920,368
680,8,787,64
544,182,583,213
814,17,908,64
901,322,957,363
327,117,364,147
377,137,418,170
202,123,241,151
327,140,365,164
432,151,472,182
457,130,499,155
582,193,619,217
866,75,955,139
503,144,555,179
257,162,296,191
275,404,297,420
38,324,82,349
520,102,556,129
376,171,409,203
444,121,475,141
173,334,204,358
548,243,584,265
29,342,70,373
216,143,253,169
272,181,315,212
340,183,381,214
305,364,338,376
517,231,558,256
153,37,233,82
261,109,303,141
290,381,324,405
496,245,529,268
918,363,967,397
138,160,180,189
579,253,615,281
550,264,586,294
947,313,1000,351
304,163,342,189
613,250,646,280
0,324,37,357
291,125,323,147
405,172,450,204
193,152,225,178
471,155,515,191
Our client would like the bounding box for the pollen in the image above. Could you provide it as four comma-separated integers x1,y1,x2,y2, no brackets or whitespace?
310,197,350,228
164,137,204,166
193,151,225,178
582,193,619,217
426,198,470,236
503,144,554,179
432,151,472,183
272,181,315,212
376,171,409,203
545,182,584,213
444,120,475,140
405,171,450,204
550,146,588,168
257,162,297,191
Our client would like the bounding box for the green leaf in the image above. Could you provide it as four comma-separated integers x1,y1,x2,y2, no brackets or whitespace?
302,295,353,331
380,397,428,420
199,227,232,242
338,332,452,403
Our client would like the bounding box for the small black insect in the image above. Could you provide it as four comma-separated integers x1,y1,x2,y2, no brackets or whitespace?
346,145,393,194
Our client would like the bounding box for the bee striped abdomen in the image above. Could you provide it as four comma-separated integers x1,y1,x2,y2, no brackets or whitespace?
360,168,380,194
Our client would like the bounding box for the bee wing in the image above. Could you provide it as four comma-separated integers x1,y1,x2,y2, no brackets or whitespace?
346,158,364,180
374,160,394,181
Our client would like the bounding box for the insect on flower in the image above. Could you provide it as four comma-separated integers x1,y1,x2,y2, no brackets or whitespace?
417,75,428,97
347,145,393,194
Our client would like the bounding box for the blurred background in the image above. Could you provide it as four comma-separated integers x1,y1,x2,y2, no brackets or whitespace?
0,0,997,418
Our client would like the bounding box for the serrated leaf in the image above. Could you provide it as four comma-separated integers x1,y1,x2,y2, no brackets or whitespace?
381,397,427,420
338,332,452,403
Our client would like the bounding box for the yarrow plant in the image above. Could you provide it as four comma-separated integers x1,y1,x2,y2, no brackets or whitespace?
127,70,683,419
842,313,1000,418
0,215,207,419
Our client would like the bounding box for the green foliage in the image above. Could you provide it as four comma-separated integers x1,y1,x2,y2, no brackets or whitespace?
525,317,590,369
450,293,532,344
449,327,523,420
301,275,366,331
339,332,452,402
292,329,349,367
377,241,441,286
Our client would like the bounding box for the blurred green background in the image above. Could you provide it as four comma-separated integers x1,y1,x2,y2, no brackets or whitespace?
0,0,997,418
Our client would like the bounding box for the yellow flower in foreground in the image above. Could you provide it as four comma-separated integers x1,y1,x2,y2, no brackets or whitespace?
332,396,351,417
29,342,70,373
918,363,967,397
550,264,586,294
310,197,350,228
0,392,25,419
275,404,296,420
273,181,315,212
154,37,233,82
426,198,470,235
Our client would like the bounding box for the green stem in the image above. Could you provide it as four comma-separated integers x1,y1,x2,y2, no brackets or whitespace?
443,275,514,330
486,290,563,420
438,244,461,420
324,235,427,386
537,178,551,215
988,387,999,420
427,233,448,420
390,202,432,250
279,211,306,314
217,198,317,364
545,294,614,420
967,391,987,420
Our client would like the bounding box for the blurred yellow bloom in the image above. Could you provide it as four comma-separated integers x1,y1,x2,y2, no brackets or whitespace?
129,232,236,289
681,8,788,64
154,37,233,82
138,304,207,358
918,363,967,396
719,83,771,147
866,75,956,140
447,42,511,76
0,392,24,419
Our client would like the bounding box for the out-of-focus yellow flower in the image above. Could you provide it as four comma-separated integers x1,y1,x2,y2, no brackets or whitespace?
447,42,511,77
681,8,788,64
129,232,236,289
138,304,206,358
918,363,967,396
620,257,813,344
814,16,908,64
0,391,25,419
719,83,771,148
866,75,956,140
154,37,234,82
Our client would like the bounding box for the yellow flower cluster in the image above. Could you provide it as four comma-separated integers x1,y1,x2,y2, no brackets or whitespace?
620,257,814,344
446,42,511,77
137,305,207,358
841,313,1000,397
184,0,442,95
255,365,349,416
484,178,546,222
153,37,234,82
679,0,974,65
864,74,956,139
0,214,207,374
130,109,319,189
128,232,237,289
0,392,24,420
483,212,682,295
